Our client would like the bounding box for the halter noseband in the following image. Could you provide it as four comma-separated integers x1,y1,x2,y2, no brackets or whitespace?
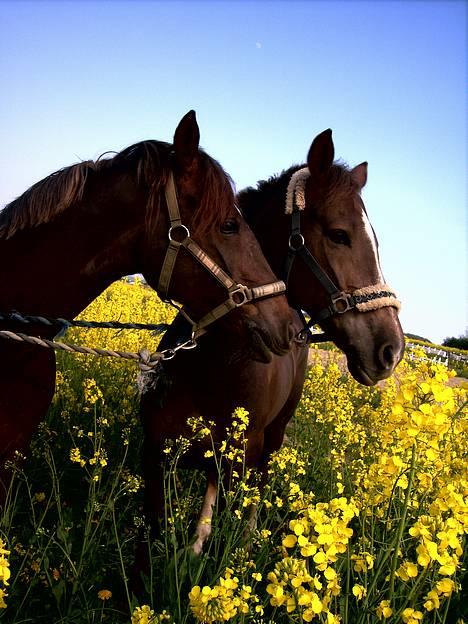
284,168,401,342
157,171,286,339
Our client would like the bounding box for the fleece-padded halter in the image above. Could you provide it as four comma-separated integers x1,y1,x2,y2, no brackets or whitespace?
284,167,401,339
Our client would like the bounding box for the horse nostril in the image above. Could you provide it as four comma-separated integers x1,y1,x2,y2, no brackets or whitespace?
379,343,395,369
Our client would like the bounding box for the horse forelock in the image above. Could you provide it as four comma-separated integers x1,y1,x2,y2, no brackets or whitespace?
0,140,172,241
286,161,363,213
234,162,358,226
324,163,359,205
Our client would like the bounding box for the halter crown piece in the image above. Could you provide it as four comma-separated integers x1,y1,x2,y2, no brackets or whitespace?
284,167,401,326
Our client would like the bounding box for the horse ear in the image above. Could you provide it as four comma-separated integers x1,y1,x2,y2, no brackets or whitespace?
351,162,368,189
173,110,200,168
307,129,334,178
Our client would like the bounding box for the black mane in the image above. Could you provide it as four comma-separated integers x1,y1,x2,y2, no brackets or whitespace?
237,164,303,221
238,160,355,222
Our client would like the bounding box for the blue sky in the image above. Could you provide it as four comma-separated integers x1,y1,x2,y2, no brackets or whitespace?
0,0,466,343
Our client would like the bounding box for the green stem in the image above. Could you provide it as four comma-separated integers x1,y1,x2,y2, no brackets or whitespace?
344,543,350,624
388,444,417,598
112,504,132,614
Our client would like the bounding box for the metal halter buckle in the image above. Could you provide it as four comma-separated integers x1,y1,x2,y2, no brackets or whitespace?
168,224,190,245
288,233,305,251
229,284,252,307
161,348,176,360
160,336,198,361
331,292,355,314
179,338,198,350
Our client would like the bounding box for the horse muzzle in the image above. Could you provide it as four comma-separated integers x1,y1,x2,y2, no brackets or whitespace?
346,331,405,386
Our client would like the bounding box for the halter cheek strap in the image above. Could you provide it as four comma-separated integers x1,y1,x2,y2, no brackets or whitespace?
284,167,401,342
157,171,286,338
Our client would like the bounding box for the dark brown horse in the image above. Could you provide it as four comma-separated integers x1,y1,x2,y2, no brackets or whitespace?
139,129,404,553
0,111,294,501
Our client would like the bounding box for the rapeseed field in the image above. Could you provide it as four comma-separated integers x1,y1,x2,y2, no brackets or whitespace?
0,280,466,624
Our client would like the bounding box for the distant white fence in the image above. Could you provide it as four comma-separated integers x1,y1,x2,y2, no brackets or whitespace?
406,342,468,368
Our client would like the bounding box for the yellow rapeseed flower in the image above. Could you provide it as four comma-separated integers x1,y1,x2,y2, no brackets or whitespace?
70,447,85,467
131,605,155,624
376,600,393,619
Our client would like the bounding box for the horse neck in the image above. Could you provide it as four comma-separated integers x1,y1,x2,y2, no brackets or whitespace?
239,178,291,279
0,171,150,319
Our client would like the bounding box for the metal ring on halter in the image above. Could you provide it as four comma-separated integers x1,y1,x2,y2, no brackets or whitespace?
289,233,305,251
331,292,355,314
168,224,190,244
229,284,252,307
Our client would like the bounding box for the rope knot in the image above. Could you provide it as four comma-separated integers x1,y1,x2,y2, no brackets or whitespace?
138,348,162,373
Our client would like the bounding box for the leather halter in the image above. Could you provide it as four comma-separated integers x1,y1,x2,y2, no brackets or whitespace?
157,171,286,338
283,170,400,343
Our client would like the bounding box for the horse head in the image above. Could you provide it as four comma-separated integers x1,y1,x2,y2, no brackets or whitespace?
287,129,404,384
141,111,294,361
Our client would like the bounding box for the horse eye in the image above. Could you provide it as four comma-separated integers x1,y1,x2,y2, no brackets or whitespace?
327,229,350,246
220,219,240,234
